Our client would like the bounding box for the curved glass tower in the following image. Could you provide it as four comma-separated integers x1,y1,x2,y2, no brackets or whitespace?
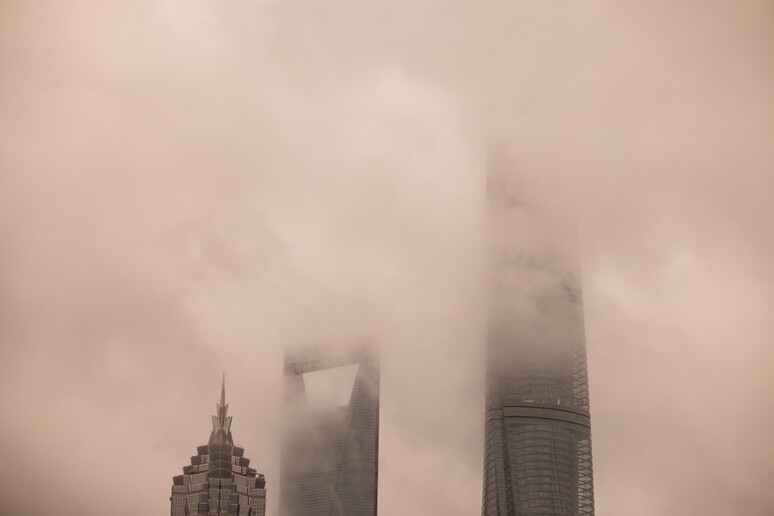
483,163,594,516
170,376,267,516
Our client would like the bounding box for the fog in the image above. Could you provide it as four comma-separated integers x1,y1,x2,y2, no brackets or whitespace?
1,1,772,515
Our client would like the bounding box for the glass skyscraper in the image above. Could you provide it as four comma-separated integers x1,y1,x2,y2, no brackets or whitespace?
483,163,595,515
171,376,267,516
280,343,380,516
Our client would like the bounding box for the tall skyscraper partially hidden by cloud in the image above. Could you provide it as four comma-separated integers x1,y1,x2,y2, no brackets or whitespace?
483,158,595,515
170,376,267,516
281,342,380,516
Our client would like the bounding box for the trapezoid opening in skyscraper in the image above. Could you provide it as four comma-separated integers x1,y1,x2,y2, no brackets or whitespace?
483,155,595,516
280,341,380,516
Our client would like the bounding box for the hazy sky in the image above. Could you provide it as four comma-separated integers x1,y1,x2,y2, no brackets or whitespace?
1,1,772,515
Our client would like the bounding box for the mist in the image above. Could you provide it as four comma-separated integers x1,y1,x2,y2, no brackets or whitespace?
1,1,772,515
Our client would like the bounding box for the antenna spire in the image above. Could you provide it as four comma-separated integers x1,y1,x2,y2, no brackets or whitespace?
209,371,233,444
220,371,226,407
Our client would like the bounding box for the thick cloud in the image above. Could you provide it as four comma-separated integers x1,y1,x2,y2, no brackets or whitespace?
1,1,772,515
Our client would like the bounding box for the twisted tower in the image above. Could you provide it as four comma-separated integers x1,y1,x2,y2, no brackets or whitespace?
482,161,594,515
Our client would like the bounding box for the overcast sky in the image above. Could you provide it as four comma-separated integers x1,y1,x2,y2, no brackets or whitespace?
1,1,772,515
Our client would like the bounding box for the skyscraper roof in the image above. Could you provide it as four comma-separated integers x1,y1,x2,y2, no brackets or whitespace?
210,372,233,445
170,374,266,516
281,342,380,516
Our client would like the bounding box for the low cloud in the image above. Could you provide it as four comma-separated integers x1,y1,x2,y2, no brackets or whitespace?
1,1,772,515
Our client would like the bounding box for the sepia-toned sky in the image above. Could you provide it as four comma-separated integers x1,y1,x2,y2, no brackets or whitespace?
1,1,772,515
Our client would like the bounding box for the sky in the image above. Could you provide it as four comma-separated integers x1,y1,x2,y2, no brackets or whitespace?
1,1,773,515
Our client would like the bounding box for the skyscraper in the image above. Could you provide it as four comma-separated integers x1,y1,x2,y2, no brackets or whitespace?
482,162,595,515
171,376,267,516
280,343,380,516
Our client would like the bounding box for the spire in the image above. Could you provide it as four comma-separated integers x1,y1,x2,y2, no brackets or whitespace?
221,371,226,407
209,372,233,445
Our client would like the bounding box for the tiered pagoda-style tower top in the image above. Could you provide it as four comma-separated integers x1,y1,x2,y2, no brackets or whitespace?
210,374,233,446
171,375,266,516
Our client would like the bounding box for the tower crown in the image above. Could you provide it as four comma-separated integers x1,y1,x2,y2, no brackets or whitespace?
170,374,267,516
210,372,233,445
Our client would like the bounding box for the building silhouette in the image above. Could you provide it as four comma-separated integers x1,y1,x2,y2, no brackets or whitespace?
171,376,267,516
483,162,595,515
280,343,380,516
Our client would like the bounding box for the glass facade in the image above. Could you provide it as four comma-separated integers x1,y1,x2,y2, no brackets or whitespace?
171,377,267,516
280,344,379,516
483,164,595,515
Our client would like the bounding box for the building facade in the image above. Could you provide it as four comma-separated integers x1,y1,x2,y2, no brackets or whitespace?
483,163,595,515
280,343,380,516
171,377,267,516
